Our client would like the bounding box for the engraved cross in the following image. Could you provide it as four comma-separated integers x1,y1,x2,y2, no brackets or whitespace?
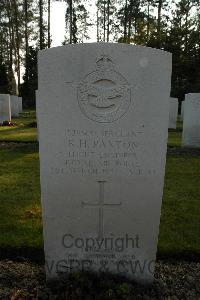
82,181,121,240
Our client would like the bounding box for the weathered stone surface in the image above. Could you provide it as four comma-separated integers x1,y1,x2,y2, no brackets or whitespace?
169,98,178,129
0,94,11,123
10,95,19,117
181,101,184,121
182,93,200,148
18,97,23,113
37,43,172,284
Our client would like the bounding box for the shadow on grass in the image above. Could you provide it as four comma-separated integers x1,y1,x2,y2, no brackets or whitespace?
0,144,39,163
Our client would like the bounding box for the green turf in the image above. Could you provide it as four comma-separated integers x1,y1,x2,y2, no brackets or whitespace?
167,117,183,147
0,111,199,258
0,110,37,142
168,131,182,147
0,144,42,248
0,144,199,257
159,156,200,256
0,110,183,146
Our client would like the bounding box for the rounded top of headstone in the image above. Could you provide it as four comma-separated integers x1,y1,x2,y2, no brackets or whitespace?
38,43,172,90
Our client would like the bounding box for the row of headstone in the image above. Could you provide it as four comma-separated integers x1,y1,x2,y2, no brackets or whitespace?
10,95,23,117
182,93,200,148
180,101,184,121
168,95,200,148
169,97,178,129
0,94,11,123
0,94,22,123
37,43,172,284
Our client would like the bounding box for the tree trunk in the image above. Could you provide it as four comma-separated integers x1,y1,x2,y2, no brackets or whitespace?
147,0,150,40
103,1,106,42
127,0,133,44
24,0,29,82
107,0,110,42
97,6,99,42
157,0,162,48
123,0,128,42
69,0,73,44
6,0,17,94
39,0,44,49
12,0,21,93
48,0,51,48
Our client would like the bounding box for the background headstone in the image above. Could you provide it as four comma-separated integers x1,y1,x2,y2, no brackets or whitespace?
180,101,184,121
182,93,200,147
169,98,178,129
10,95,19,117
0,94,11,123
18,97,23,113
35,90,39,141
37,43,172,284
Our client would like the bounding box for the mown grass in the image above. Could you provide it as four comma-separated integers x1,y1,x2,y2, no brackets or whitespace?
0,110,37,142
0,144,42,249
159,155,200,256
0,144,199,258
167,117,182,147
0,110,183,146
0,111,199,259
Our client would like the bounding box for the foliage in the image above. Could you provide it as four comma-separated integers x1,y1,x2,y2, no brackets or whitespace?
64,0,91,44
0,60,9,93
21,47,38,107
0,0,199,105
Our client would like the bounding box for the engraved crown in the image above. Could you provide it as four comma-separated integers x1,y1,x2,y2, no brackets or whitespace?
96,55,114,70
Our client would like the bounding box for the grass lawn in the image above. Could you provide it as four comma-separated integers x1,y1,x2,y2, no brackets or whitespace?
0,144,42,249
0,110,182,146
167,118,182,147
0,111,199,260
0,144,199,258
0,110,37,142
159,155,200,257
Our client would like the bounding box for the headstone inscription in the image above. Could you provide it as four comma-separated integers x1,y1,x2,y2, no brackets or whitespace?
37,43,172,284
169,98,178,129
10,95,19,117
0,94,11,123
182,93,200,147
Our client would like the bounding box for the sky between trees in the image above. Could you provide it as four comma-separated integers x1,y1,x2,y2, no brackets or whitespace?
0,0,199,107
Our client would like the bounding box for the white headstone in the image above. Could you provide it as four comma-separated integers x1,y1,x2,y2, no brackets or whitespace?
182,93,200,147
169,98,178,129
37,44,172,284
181,101,184,121
18,97,23,113
0,94,11,123
10,95,19,117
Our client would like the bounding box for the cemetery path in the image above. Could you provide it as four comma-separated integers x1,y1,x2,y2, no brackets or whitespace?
0,259,199,300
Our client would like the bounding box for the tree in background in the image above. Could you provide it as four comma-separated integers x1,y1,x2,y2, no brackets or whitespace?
21,46,38,107
0,0,41,100
0,60,9,94
39,0,46,49
0,0,199,107
64,0,90,44
48,0,51,48
96,0,117,42
165,0,200,99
